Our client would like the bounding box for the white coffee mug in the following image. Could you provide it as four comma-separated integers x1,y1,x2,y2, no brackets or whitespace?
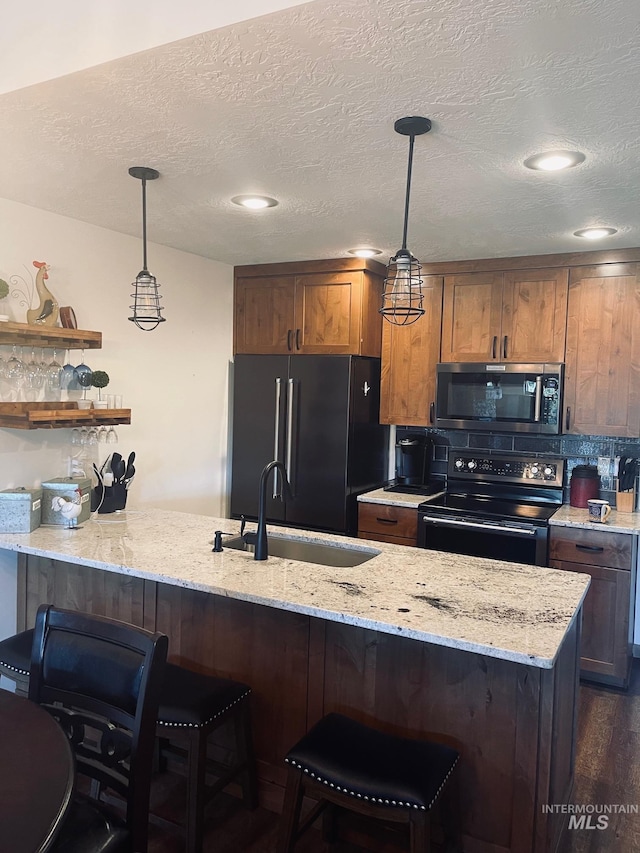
588,499,611,523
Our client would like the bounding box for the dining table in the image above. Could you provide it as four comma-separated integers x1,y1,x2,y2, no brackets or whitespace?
0,688,75,853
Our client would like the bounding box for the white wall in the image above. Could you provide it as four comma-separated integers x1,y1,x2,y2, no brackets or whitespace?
0,197,233,517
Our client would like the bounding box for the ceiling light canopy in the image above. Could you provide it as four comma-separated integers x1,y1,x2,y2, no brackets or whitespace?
348,248,383,258
128,166,166,332
380,116,432,327
574,227,618,240
524,150,586,171
231,195,278,209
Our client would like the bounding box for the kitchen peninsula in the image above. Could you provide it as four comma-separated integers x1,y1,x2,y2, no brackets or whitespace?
0,510,589,853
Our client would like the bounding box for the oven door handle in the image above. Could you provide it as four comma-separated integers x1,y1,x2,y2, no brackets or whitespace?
422,517,538,537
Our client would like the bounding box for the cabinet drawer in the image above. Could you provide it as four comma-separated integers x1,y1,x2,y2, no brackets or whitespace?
358,503,418,541
549,527,632,570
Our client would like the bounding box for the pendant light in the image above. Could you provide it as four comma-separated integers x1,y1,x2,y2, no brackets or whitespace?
128,166,166,331
380,116,432,326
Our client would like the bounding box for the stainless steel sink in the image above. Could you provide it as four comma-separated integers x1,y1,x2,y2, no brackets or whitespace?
223,534,380,567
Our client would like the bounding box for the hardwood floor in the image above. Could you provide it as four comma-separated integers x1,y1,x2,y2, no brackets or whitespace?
148,662,640,853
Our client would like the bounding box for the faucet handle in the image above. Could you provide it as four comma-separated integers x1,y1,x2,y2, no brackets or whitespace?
240,515,247,537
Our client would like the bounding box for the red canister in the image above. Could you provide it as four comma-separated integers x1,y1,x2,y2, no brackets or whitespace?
569,465,600,507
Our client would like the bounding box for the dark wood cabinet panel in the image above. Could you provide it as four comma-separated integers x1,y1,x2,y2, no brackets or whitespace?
441,269,568,363
565,263,640,436
234,260,384,357
549,527,633,687
357,502,417,543
379,275,443,425
441,272,503,361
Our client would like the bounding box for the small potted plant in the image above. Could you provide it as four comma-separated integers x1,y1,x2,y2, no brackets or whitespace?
91,370,110,408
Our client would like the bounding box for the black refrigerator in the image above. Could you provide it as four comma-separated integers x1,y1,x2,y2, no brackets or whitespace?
230,354,389,535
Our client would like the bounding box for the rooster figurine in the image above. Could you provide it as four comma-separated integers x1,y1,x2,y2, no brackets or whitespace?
27,261,59,326
51,489,83,528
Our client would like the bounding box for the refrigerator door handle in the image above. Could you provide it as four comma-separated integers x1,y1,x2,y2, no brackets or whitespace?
286,378,295,492
272,378,282,498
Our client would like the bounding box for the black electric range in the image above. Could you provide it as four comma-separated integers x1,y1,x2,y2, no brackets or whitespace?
416,451,565,566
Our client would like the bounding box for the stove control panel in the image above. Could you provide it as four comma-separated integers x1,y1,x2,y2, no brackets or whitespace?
449,453,564,487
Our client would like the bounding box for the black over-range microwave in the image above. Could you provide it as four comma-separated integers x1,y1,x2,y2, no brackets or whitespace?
435,363,564,434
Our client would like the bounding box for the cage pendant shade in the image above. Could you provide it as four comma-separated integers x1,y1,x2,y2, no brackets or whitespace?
128,166,166,331
380,116,431,326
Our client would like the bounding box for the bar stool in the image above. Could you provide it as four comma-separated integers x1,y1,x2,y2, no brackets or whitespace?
0,628,258,853
277,712,459,853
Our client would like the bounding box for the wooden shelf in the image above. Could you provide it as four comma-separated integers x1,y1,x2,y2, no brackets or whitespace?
0,322,101,349
0,402,131,430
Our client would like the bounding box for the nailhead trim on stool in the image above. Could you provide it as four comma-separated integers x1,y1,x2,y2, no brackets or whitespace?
277,712,460,853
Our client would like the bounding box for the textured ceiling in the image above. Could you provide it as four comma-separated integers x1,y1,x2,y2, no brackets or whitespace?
1,0,639,267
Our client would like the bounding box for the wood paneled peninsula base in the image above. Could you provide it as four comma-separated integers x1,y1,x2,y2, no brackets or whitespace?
0,510,589,853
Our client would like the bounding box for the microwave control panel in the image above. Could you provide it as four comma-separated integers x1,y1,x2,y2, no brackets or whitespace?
541,377,560,424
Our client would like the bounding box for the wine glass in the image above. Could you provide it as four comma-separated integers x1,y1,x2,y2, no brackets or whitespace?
25,348,44,393
74,350,92,400
5,345,26,389
106,426,118,444
60,350,76,391
45,349,62,397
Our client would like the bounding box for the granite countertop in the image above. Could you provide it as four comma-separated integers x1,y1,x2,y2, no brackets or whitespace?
357,487,445,509
550,504,640,534
0,509,589,670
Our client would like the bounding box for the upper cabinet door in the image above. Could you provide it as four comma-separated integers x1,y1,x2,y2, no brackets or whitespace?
501,268,568,362
380,276,444,425
235,277,296,354
295,272,362,354
564,263,640,436
440,272,503,361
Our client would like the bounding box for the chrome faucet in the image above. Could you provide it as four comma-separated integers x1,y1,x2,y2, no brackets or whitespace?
243,460,293,560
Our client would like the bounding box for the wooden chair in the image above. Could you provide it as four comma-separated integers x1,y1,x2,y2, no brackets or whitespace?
29,604,168,853
0,625,258,853
276,712,460,853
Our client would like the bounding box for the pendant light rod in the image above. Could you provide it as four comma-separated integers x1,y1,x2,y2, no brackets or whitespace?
393,116,432,254
128,166,159,273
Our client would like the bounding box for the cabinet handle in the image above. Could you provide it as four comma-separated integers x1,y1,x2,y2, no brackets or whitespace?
492,335,497,359
429,401,435,425
287,330,293,352
565,406,571,430
503,335,508,359
376,517,398,525
295,328,301,350
575,544,604,553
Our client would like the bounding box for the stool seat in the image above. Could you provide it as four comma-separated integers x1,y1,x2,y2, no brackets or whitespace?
286,712,458,811
0,629,31,678
277,713,459,853
157,663,251,728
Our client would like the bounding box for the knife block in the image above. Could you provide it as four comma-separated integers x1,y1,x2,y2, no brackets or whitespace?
616,490,635,513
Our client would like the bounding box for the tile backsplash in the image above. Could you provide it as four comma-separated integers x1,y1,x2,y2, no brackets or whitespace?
396,426,640,506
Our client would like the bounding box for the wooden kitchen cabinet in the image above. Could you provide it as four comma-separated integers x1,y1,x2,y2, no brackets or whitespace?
549,526,634,688
234,259,385,356
440,268,568,363
379,275,443,425
564,263,640,436
358,502,418,546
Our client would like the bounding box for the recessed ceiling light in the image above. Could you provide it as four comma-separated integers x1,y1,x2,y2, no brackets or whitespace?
348,248,383,258
524,150,586,171
231,195,278,209
573,227,618,240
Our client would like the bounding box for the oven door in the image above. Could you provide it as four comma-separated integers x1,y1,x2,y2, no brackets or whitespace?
418,513,548,566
